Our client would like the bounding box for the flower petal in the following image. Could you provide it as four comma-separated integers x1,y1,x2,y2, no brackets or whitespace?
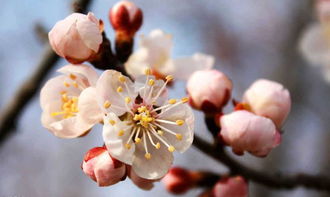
158,104,194,153
76,12,102,52
57,64,99,86
128,167,156,190
132,137,173,180
96,70,137,116
77,87,103,126
168,53,214,80
125,48,150,79
103,113,135,165
134,75,168,106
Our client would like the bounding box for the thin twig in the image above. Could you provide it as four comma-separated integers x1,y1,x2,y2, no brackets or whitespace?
192,135,330,191
0,0,93,146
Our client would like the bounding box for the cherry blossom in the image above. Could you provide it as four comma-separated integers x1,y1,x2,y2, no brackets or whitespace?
125,29,214,80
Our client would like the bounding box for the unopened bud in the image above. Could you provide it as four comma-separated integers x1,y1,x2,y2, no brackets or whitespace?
212,176,249,197
49,12,103,64
187,70,232,113
243,79,291,128
82,146,126,186
109,0,143,39
162,167,194,194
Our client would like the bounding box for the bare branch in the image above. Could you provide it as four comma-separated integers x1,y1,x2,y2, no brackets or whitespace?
193,135,330,191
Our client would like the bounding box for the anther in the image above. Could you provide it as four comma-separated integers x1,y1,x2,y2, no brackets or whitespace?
168,99,176,104
69,74,77,80
118,130,124,136
144,68,151,75
117,86,123,93
145,153,151,160
148,79,155,86
181,97,189,103
176,120,185,126
176,134,183,140
135,137,141,144
118,75,126,83
72,82,78,88
125,97,131,103
157,130,164,136
103,100,111,109
155,142,161,149
109,120,116,125
125,144,131,150
64,82,70,87
168,146,175,152
166,75,173,82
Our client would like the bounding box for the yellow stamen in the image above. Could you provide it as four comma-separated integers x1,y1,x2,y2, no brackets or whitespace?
181,97,189,103
138,106,147,113
103,100,111,109
117,86,123,93
168,146,175,152
60,91,67,95
176,134,183,140
109,120,116,125
135,137,141,144
148,79,155,86
145,153,151,160
72,82,78,88
125,143,131,149
166,75,173,82
118,130,124,136
155,142,161,149
125,97,131,103
176,120,184,126
168,99,176,104
157,130,164,136
144,68,151,75
64,82,70,87
69,74,77,80
118,75,126,83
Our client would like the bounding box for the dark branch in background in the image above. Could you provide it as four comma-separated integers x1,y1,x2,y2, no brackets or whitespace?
0,0,93,146
193,134,330,192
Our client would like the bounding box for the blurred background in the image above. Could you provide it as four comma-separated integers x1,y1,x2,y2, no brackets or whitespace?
1,0,329,196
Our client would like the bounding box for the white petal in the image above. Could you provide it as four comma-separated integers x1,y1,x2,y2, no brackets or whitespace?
128,168,156,190
76,13,102,52
77,87,103,126
40,75,80,109
299,23,330,65
158,104,194,153
169,53,215,80
139,29,173,58
103,113,135,165
58,64,99,86
125,48,149,79
134,75,168,106
132,137,173,180
96,70,137,116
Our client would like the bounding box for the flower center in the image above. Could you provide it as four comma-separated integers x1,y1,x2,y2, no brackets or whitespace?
133,106,155,128
51,92,79,119
50,74,83,119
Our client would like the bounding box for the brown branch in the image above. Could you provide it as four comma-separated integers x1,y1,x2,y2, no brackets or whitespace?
192,135,330,192
0,0,93,146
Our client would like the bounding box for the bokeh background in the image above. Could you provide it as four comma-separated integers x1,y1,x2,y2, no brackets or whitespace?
1,0,329,196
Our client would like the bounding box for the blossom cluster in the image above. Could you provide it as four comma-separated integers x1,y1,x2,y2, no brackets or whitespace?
40,0,292,195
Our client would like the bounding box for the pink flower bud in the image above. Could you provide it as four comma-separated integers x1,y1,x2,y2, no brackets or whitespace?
316,0,330,24
82,146,126,186
162,167,194,194
109,0,143,39
212,176,248,197
220,110,280,157
243,79,291,128
49,12,103,64
187,70,232,113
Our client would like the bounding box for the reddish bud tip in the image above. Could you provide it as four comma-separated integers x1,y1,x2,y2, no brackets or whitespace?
162,167,194,194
